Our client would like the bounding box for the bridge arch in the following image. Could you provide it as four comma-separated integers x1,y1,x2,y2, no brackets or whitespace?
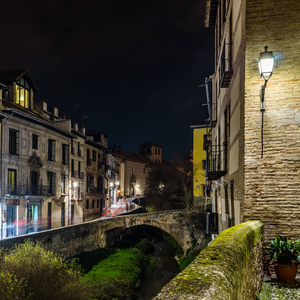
0,210,207,258
105,224,184,253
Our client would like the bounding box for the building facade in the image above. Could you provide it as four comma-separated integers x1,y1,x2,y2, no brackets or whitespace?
0,70,76,237
191,125,211,210
205,0,300,241
106,153,120,204
109,148,150,199
139,141,162,163
84,130,108,221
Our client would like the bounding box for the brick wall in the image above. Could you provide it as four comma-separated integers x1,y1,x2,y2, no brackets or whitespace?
244,0,300,242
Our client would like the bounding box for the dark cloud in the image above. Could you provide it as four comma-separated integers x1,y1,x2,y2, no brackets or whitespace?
0,0,213,159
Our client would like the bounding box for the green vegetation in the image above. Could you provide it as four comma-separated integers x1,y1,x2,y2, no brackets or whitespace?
144,161,192,211
75,247,116,273
82,247,156,299
0,241,90,300
258,281,300,299
267,235,300,265
178,248,201,271
162,231,183,256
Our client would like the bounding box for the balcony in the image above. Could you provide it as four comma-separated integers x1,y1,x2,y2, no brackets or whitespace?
206,145,227,180
6,184,51,196
221,70,233,88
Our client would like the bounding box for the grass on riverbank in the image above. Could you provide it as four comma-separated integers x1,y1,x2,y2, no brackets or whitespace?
82,247,155,299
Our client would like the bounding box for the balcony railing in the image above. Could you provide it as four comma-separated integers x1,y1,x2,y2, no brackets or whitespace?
206,145,227,180
6,184,53,196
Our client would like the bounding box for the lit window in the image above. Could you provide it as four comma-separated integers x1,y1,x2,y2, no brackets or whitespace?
16,78,30,108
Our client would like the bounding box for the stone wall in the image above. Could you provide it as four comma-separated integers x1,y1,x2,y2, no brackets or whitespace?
0,210,206,258
154,220,264,300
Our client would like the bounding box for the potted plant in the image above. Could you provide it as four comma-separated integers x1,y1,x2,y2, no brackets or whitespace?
268,235,300,283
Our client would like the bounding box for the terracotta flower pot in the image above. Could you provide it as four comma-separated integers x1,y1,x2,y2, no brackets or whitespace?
275,263,298,283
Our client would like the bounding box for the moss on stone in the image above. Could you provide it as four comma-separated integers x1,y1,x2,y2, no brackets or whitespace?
154,220,264,300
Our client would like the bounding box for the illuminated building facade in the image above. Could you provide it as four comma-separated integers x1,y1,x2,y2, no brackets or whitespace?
205,0,300,240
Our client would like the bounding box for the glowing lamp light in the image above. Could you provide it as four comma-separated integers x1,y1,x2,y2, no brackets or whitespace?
258,46,274,81
110,182,114,187
73,182,78,188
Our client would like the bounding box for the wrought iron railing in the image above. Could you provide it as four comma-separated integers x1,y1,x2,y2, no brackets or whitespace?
206,145,227,180
6,184,52,196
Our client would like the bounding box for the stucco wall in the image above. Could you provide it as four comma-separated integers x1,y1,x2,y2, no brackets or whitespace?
154,220,264,300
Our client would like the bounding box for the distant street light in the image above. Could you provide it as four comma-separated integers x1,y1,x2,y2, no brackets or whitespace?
258,46,275,158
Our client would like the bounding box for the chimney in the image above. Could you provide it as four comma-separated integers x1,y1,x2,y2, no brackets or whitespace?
80,127,86,135
54,107,58,117
43,101,47,111
74,123,78,131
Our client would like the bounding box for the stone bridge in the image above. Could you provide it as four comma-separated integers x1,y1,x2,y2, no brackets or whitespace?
0,209,207,258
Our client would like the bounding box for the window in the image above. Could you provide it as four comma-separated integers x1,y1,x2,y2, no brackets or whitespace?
48,139,56,161
92,199,95,209
87,175,94,192
86,199,89,209
8,169,17,194
62,144,69,165
155,148,157,154
87,149,91,166
61,174,66,194
78,142,81,157
92,150,96,162
71,140,74,155
16,78,30,108
202,160,206,170
47,172,56,195
3,89,9,101
158,149,160,155
32,134,38,150
9,129,19,155
97,176,103,193
97,199,100,208
71,159,74,177
78,161,81,177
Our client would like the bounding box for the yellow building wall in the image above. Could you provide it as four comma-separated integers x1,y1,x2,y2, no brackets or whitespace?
193,127,208,208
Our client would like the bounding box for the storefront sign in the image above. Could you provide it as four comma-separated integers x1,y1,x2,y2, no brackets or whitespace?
5,199,20,205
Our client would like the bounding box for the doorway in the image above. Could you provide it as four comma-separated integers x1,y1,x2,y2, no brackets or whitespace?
28,204,39,233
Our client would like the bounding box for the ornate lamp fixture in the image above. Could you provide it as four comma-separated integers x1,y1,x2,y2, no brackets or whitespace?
258,46,274,158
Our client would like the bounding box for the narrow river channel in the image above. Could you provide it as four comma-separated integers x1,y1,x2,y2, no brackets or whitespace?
137,238,180,300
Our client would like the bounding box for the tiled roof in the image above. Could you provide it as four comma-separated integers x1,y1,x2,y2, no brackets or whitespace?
109,147,150,164
0,69,37,91
139,141,162,148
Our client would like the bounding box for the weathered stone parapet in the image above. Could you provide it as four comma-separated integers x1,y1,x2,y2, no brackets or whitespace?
154,220,264,300
0,210,207,258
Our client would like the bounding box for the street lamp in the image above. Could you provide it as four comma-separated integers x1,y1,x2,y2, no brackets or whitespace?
258,46,274,82
258,46,274,158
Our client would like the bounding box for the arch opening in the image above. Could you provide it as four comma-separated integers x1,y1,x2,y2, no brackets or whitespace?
105,225,184,256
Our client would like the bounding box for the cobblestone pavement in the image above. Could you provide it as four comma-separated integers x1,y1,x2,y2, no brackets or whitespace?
259,274,300,300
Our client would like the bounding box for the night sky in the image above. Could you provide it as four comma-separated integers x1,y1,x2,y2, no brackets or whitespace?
1,0,214,160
